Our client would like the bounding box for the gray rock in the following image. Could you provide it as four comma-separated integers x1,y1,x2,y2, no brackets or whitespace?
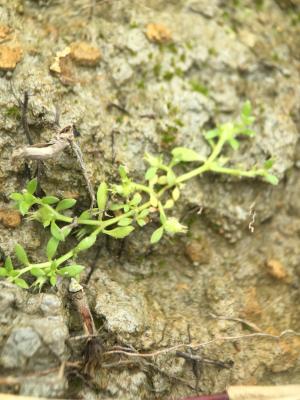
111,58,134,85
40,294,63,316
20,372,67,398
1,327,42,368
93,272,147,336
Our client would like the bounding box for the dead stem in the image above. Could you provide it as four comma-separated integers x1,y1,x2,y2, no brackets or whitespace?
103,329,300,359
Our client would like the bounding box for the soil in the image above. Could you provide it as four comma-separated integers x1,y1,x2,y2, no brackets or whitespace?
0,0,299,399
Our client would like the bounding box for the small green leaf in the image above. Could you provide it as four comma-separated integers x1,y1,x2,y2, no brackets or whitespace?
171,147,203,162
136,218,146,227
50,275,57,286
228,138,240,150
158,202,167,225
26,178,38,195
15,244,29,266
157,175,167,185
50,221,65,241
264,158,275,170
75,234,97,252
78,210,92,220
150,194,158,207
264,174,279,185
124,204,130,212
145,167,157,180
10,193,23,202
23,193,36,204
164,217,188,234
110,203,125,211
241,100,252,118
19,201,30,216
56,199,76,212
167,169,176,185
97,182,108,213
46,237,59,260
144,153,161,167
130,193,142,206
57,265,85,277
118,217,133,226
62,226,72,239
204,129,219,140
104,226,134,239
164,199,174,209
30,268,46,277
4,256,13,272
0,268,8,277
172,187,180,201
119,165,128,181
150,226,164,244
42,196,60,205
14,278,29,289
139,209,149,218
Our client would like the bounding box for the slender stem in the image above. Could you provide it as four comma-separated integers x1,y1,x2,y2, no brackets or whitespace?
134,183,152,194
56,249,75,266
16,261,51,278
176,164,210,185
211,165,263,178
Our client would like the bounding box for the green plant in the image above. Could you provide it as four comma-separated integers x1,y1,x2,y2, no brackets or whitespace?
0,102,278,289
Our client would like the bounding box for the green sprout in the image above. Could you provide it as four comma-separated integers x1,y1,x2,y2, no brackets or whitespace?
0,102,278,289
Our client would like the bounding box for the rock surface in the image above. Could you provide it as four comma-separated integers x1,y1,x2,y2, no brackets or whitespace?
0,0,299,399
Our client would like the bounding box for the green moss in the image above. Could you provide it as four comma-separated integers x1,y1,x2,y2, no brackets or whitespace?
153,63,161,78
163,71,174,81
137,80,146,89
5,105,21,118
129,21,139,29
174,118,184,127
189,80,209,96
174,67,184,77
160,124,178,145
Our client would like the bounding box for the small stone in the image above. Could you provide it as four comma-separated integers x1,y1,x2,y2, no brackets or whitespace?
1,327,41,368
265,259,288,280
49,46,71,74
146,23,172,43
70,41,101,66
0,45,23,71
0,209,21,228
111,59,133,85
185,239,211,265
49,47,75,85
40,294,62,316
0,25,12,40
241,287,262,319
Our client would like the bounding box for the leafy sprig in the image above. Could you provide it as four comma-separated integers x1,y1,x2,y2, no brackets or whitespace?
1,102,278,289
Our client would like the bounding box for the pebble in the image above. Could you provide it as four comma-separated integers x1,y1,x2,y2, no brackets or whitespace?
185,239,211,265
0,45,23,70
70,41,101,67
0,208,21,228
265,259,288,281
0,25,12,40
1,327,41,368
146,23,172,43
